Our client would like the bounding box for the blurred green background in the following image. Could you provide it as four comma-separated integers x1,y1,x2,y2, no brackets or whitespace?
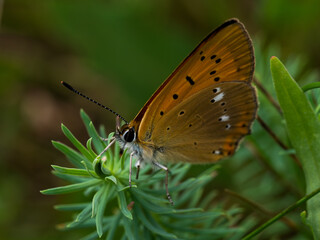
1,0,320,239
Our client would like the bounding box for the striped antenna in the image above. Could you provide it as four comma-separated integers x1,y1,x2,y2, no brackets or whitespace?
61,81,128,124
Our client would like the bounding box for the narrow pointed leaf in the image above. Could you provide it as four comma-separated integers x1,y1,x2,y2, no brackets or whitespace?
122,216,135,240
105,175,117,185
135,205,177,239
80,109,106,152
52,165,95,178
86,138,97,158
91,185,105,217
51,171,87,183
106,213,122,240
52,140,85,168
117,191,133,220
75,204,92,223
61,124,95,162
54,202,90,211
41,179,101,195
67,205,92,228
96,184,112,237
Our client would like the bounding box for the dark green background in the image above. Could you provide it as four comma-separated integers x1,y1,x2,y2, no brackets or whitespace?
1,0,320,239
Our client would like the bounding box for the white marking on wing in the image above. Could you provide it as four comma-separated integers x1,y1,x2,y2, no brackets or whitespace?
220,115,229,122
214,92,224,102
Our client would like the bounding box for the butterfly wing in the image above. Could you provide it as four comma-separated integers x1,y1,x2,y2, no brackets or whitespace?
147,81,257,163
129,19,257,163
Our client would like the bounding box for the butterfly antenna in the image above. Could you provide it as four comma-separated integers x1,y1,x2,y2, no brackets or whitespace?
61,81,128,124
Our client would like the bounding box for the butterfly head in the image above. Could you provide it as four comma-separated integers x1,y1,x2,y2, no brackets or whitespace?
120,125,136,142
115,123,138,150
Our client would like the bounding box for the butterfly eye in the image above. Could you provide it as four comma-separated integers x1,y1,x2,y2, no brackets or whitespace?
123,128,136,143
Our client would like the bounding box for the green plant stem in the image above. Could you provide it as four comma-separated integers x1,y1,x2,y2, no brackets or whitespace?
302,82,320,92
246,140,302,197
253,77,282,114
257,116,301,167
225,189,297,231
242,186,320,240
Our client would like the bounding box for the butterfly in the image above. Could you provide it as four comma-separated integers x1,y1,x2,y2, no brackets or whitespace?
62,18,258,204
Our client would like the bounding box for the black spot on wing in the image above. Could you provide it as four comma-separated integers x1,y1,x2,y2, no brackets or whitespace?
186,76,195,85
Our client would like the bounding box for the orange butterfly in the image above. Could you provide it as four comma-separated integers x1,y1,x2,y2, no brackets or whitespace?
62,18,258,204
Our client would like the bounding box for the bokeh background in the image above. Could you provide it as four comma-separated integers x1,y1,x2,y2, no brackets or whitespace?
1,0,320,239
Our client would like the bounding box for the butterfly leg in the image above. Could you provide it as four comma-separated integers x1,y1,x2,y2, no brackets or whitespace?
129,151,135,187
135,159,141,180
153,161,173,205
97,138,115,158
100,134,116,143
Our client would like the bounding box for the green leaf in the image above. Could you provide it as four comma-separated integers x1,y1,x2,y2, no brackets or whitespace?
61,124,95,163
79,231,99,240
54,202,90,211
80,109,106,153
113,139,120,167
86,138,97,158
99,125,107,139
52,140,85,169
120,149,128,171
91,185,105,217
271,56,320,239
80,109,92,128
93,156,111,178
134,195,175,214
95,184,112,237
117,184,137,192
75,204,92,223
90,122,108,153
131,188,168,203
122,216,135,240
67,204,92,228
135,205,177,239
166,211,220,220
41,179,101,195
66,218,96,229
52,171,88,183
105,132,115,170
105,175,117,185
106,213,122,240
117,191,133,220
52,165,95,178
